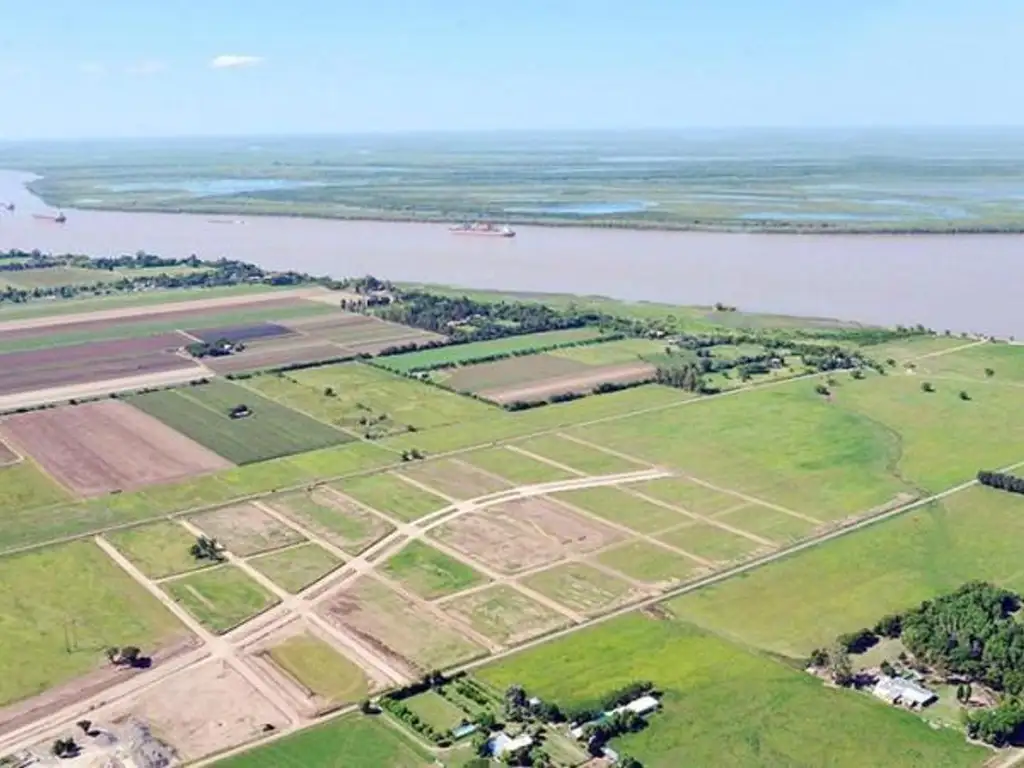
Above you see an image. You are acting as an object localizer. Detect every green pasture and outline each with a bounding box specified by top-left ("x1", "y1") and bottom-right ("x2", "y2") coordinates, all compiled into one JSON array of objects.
[
  {"x1": 522, "y1": 562, "x2": 637, "y2": 615},
  {"x1": 0, "y1": 540, "x2": 185, "y2": 707},
  {"x1": 403, "y1": 689, "x2": 470, "y2": 731},
  {"x1": 267, "y1": 633, "x2": 369, "y2": 704},
  {"x1": 0, "y1": 460, "x2": 71, "y2": 510},
  {"x1": 548, "y1": 337, "x2": 671, "y2": 366},
  {"x1": 480, "y1": 615, "x2": 983, "y2": 768},
  {"x1": 595, "y1": 541, "x2": 703, "y2": 586},
  {"x1": 130, "y1": 380, "x2": 352, "y2": 464},
  {"x1": 381, "y1": 540, "x2": 487, "y2": 599},
  {"x1": 271, "y1": 489, "x2": 394, "y2": 554},
  {"x1": 514, "y1": 434, "x2": 646, "y2": 475},
  {"x1": 249, "y1": 543, "x2": 343, "y2": 593},
  {"x1": 334, "y1": 472, "x2": 449, "y2": 522},
  {"x1": 460, "y1": 445, "x2": 577, "y2": 485},
  {"x1": 164, "y1": 565, "x2": 279, "y2": 633},
  {"x1": 105, "y1": 521, "x2": 210, "y2": 579},
  {"x1": 915, "y1": 341, "x2": 1024, "y2": 384},
  {"x1": 557, "y1": 486, "x2": 688, "y2": 533}
]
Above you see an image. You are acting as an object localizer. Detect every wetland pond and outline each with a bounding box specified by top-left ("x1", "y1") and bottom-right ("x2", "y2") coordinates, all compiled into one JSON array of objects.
[{"x1": 1, "y1": 169, "x2": 1022, "y2": 336}]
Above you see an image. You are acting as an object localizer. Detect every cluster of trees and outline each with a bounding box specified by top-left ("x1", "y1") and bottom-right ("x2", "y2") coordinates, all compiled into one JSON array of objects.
[
  {"x1": 104, "y1": 645, "x2": 147, "y2": 668},
  {"x1": 504, "y1": 378, "x2": 653, "y2": 412},
  {"x1": 978, "y1": 470, "x2": 1024, "y2": 496},
  {"x1": 186, "y1": 337, "x2": 243, "y2": 358},
  {"x1": 655, "y1": 361, "x2": 705, "y2": 392},
  {"x1": 400, "y1": 449, "x2": 425, "y2": 462},
  {"x1": 190, "y1": 536, "x2": 225, "y2": 563},
  {"x1": 51, "y1": 737, "x2": 79, "y2": 758},
  {"x1": 965, "y1": 700, "x2": 1024, "y2": 747},
  {"x1": 581, "y1": 710, "x2": 647, "y2": 756}
]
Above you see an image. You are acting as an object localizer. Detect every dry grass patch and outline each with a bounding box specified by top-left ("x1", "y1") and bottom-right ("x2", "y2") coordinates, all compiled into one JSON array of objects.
[
  {"x1": 248, "y1": 543, "x2": 343, "y2": 593},
  {"x1": 333, "y1": 472, "x2": 450, "y2": 522},
  {"x1": 188, "y1": 503, "x2": 304, "y2": 556},
  {"x1": 441, "y1": 585, "x2": 570, "y2": 646},
  {"x1": 522, "y1": 562, "x2": 644, "y2": 615},
  {"x1": 267, "y1": 632, "x2": 369, "y2": 706},
  {"x1": 270, "y1": 489, "x2": 393, "y2": 555},
  {"x1": 397, "y1": 458, "x2": 511, "y2": 500}
]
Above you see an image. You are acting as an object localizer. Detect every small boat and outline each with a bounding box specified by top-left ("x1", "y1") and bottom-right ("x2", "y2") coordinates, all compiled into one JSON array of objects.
[
  {"x1": 32, "y1": 211, "x2": 66, "y2": 223},
  {"x1": 449, "y1": 222, "x2": 515, "y2": 238}
]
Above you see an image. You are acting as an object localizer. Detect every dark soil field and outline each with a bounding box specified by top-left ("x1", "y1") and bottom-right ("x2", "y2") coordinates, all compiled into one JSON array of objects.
[
  {"x1": 0, "y1": 333, "x2": 197, "y2": 396},
  {"x1": 0, "y1": 400, "x2": 233, "y2": 496},
  {"x1": 283, "y1": 313, "x2": 445, "y2": 349},
  {"x1": 186, "y1": 322, "x2": 295, "y2": 344}
]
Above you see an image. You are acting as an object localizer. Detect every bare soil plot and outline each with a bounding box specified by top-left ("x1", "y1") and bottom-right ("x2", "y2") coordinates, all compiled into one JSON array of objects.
[
  {"x1": 105, "y1": 658, "x2": 290, "y2": 762},
  {"x1": 0, "y1": 436, "x2": 20, "y2": 466},
  {"x1": 105, "y1": 521, "x2": 214, "y2": 579},
  {"x1": 556, "y1": 487, "x2": 689, "y2": 534},
  {"x1": 430, "y1": 497, "x2": 623, "y2": 574},
  {"x1": 0, "y1": 400, "x2": 232, "y2": 497},
  {"x1": 185, "y1": 322, "x2": 295, "y2": 344},
  {"x1": 657, "y1": 522, "x2": 763, "y2": 563},
  {"x1": 522, "y1": 562, "x2": 645, "y2": 615},
  {"x1": 204, "y1": 340, "x2": 349, "y2": 375},
  {"x1": 270, "y1": 489, "x2": 393, "y2": 554},
  {"x1": 443, "y1": 355, "x2": 589, "y2": 392},
  {"x1": 188, "y1": 503, "x2": 305, "y2": 556},
  {"x1": 397, "y1": 458, "x2": 511, "y2": 500},
  {"x1": 164, "y1": 565, "x2": 279, "y2": 634},
  {"x1": 440, "y1": 585, "x2": 570, "y2": 646},
  {"x1": 318, "y1": 577, "x2": 485, "y2": 676},
  {"x1": 480, "y1": 362, "x2": 657, "y2": 405},
  {"x1": 248, "y1": 543, "x2": 343, "y2": 593},
  {"x1": 717, "y1": 504, "x2": 818, "y2": 542},
  {"x1": 0, "y1": 333, "x2": 197, "y2": 396},
  {"x1": 595, "y1": 541, "x2": 705, "y2": 588},
  {"x1": 332, "y1": 473, "x2": 450, "y2": 522}
]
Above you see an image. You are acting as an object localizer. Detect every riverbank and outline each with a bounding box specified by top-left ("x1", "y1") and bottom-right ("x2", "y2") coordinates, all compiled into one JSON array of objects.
[{"x1": 2, "y1": 169, "x2": 1024, "y2": 337}]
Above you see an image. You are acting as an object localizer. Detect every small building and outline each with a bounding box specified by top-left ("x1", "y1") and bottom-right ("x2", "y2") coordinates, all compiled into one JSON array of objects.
[
  {"x1": 528, "y1": 696, "x2": 542, "y2": 707},
  {"x1": 488, "y1": 732, "x2": 534, "y2": 757},
  {"x1": 872, "y1": 676, "x2": 936, "y2": 708},
  {"x1": 620, "y1": 695, "x2": 660, "y2": 716}
]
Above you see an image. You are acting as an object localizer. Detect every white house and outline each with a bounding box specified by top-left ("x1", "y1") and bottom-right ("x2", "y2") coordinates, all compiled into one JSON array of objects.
[{"x1": 872, "y1": 676, "x2": 936, "y2": 707}]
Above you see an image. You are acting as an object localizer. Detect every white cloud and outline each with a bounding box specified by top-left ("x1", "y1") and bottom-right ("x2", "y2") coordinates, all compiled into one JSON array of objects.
[
  {"x1": 127, "y1": 60, "x2": 166, "y2": 76},
  {"x1": 210, "y1": 55, "x2": 263, "y2": 69}
]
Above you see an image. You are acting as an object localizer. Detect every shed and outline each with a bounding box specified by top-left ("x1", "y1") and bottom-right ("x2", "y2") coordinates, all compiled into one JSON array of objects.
[
  {"x1": 488, "y1": 732, "x2": 534, "y2": 757},
  {"x1": 622, "y1": 695, "x2": 660, "y2": 716},
  {"x1": 872, "y1": 676, "x2": 936, "y2": 707}
]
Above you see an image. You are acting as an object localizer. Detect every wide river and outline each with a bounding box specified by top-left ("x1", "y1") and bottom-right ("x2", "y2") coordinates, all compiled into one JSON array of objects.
[{"x1": 1, "y1": 170, "x2": 1021, "y2": 336}]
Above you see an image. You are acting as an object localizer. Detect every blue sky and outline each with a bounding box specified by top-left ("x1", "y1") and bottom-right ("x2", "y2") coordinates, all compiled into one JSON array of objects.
[{"x1": 0, "y1": 0, "x2": 1021, "y2": 139}]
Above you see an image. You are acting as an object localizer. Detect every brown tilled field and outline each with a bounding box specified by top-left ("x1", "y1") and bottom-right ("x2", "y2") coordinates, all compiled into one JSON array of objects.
[
  {"x1": 204, "y1": 340, "x2": 348, "y2": 375},
  {"x1": 444, "y1": 355, "x2": 589, "y2": 392},
  {"x1": 282, "y1": 313, "x2": 444, "y2": 350},
  {"x1": 0, "y1": 333, "x2": 198, "y2": 396},
  {"x1": 188, "y1": 503, "x2": 305, "y2": 556},
  {"x1": 479, "y1": 362, "x2": 657, "y2": 405},
  {"x1": 398, "y1": 459, "x2": 511, "y2": 500},
  {"x1": 428, "y1": 497, "x2": 624, "y2": 574},
  {"x1": 0, "y1": 401, "x2": 233, "y2": 497}
]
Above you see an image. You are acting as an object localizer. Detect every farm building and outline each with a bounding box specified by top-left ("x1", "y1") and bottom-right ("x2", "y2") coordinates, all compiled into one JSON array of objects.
[
  {"x1": 488, "y1": 732, "x2": 534, "y2": 757},
  {"x1": 571, "y1": 694, "x2": 661, "y2": 739},
  {"x1": 871, "y1": 676, "x2": 936, "y2": 708}
]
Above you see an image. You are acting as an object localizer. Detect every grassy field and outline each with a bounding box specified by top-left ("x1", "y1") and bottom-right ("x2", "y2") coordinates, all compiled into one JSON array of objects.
[
  {"x1": 271, "y1": 489, "x2": 393, "y2": 555},
  {"x1": 375, "y1": 328, "x2": 608, "y2": 373},
  {"x1": 334, "y1": 472, "x2": 449, "y2": 522},
  {"x1": 658, "y1": 522, "x2": 762, "y2": 562},
  {"x1": 441, "y1": 584, "x2": 569, "y2": 645},
  {"x1": 514, "y1": 434, "x2": 646, "y2": 475},
  {"x1": 522, "y1": 562, "x2": 637, "y2": 614},
  {"x1": 557, "y1": 486, "x2": 689, "y2": 533},
  {"x1": 188, "y1": 504, "x2": 305, "y2": 556},
  {"x1": 460, "y1": 446, "x2": 577, "y2": 485},
  {"x1": 381, "y1": 541, "x2": 488, "y2": 599},
  {"x1": 267, "y1": 633, "x2": 368, "y2": 704},
  {"x1": 595, "y1": 540, "x2": 703, "y2": 586},
  {"x1": 105, "y1": 521, "x2": 211, "y2": 579},
  {"x1": 248, "y1": 543, "x2": 343, "y2": 593},
  {"x1": 0, "y1": 460, "x2": 71, "y2": 510},
  {"x1": 862, "y1": 335, "x2": 976, "y2": 363},
  {"x1": 670, "y1": 485, "x2": 1024, "y2": 658},
  {"x1": 164, "y1": 565, "x2": 279, "y2": 633},
  {"x1": 915, "y1": 341, "x2": 1024, "y2": 384},
  {"x1": 4, "y1": 266, "x2": 116, "y2": 288},
  {"x1": 479, "y1": 615, "x2": 984, "y2": 768},
  {"x1": 243, "y1": 362, "x2": 496, "y2": 435},
  {"x1": 0, "y1": 540, "x2": 184, "y2": 707},
  {"x1": 213, "y1": 712, "x2": 434, "y2": 767},
  {"x1": 403, "y1": 689, "x2": 469, "y2": 730},
  {"x1": 548, "y1": 337, "x2": 670, "y2": 365},
  {"x1": 130, "y1": 380, "x2": 352, "y2": 464}
]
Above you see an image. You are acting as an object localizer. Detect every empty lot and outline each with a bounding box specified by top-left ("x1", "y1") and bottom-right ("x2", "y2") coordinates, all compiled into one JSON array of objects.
[{"x1": 0, "y1": 400, "x2": 232, "y2": 497}]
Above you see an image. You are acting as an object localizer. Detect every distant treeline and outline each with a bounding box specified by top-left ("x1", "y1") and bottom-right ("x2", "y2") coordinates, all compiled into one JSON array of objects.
[{"x1": 977, "y1": 470, "x2": 1024, "y2": 495}]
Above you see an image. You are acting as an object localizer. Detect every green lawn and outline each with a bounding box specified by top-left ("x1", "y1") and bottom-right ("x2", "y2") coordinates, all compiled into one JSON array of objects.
[
  {"x1": 0, "y1": 461, "x2": 71, "y2": 510},
  {"x1": 271, "y1": 489, "x2": 394, "y2": 555},
  {"x1": 248, "y1": 543, "x2": 343, "y2": 593},
  {"x1": 557, "y1": 487, "x2": 688, "y2": 533},
  {"x1": 657, "y1": 522, "x2": 761, "y2": 562},
  {"x1": 213, "y1": 713, "x2": 434, "y2": 767},
  {"x1": 376, "y1": 328, "x2": 607, "y2": 373},
  {"x1": 0, "y1": 540, "x2": 185, "y2": 707},
  {"x1": 459, "y1": 446, "x2": 577, "y2": 485},
  {"x1": 334, "y1": 472, "x2": 449, "y2": 522},
  {"x1": 595, "y1": 541, "x2": 703, "y2": 586},
  {"x1": 403, "y1": 689, "x2": 470, "y2": 730},
  {"x1": 717, "y1": 504, "x2": 819, "y2": 542},
  {"x1": 381, "y1": 541, "x2": 487, "y2": 599},
  {"x1": 244, "y1": 362, "x2": 496, "y2": 436},
  {"x1": 130, "y1": 380, "x2": 352, "y2": 464},
  {"x1": 863, "y1": 335, "x2": 975, "y2": 364},
  {"x1": 164, "y1": 565, "x2": 279, "y2": 633},
  {"x1": 514, "y1": 434, "x2": 646, "y2": 475},
  {"x1": 670, "y1": 486, "x2": 1024, "y2": 658},
  {"x1": 267, "y1": 633, "x2": 368, "y2": 704},
  {"x1": 479, "y1": 615, "x2": 984, "y2": 768},
  {"x1": 105, "y1": 521, "x2": 210, "y2": 579},
  {"x1": 548, "y1": 338, "x2": 670, "y2": 366}
]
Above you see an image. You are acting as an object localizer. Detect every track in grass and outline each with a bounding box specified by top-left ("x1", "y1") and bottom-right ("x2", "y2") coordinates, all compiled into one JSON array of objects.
[
  {"x1": 266, "y1": 633, "x2": 369, "y2": 705},
  {"x1": 381, "y1": 540, "x2": 488, "y2": 599},
  {"x1": 129, "y1": 380, "x2": 353, "y2": 464},
  {"x1": 164, "y1": 565, "x2": 279, "y2": 634},
  {"x1": 248, "y1": 543, "x2": 343, "y2": 593}
]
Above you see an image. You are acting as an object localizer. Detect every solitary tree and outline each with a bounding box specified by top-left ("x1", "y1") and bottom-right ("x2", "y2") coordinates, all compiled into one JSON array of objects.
[
  {"x1": 323, "y1": 387, "x2": 336, "y2": 397},
  {"x1": 959, "y1": 390, "x2": 971, "y2": 401},
  {"x1": 985, "y1": 368, "x2": 995, "y2": 378},
  {"x1": 921, "y1": 381, "x2": 935, "y2": 393},
  {"x1": 828, "y1": 643, "x2": 854, "y2": 686}
]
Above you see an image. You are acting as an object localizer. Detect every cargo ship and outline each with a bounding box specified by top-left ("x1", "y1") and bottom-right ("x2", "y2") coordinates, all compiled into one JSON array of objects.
[
  {"x1": 33, "y1": 211, "x2": 66, "y2": 224},
  {"x1": 449, "y1": 222, "x2": 515, "y2": 238}
]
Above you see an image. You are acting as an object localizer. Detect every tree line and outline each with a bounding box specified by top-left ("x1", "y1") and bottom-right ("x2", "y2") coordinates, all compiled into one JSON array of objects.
[{"x1": 977, "y1": 470, "x2": 1024, "y2": 496}]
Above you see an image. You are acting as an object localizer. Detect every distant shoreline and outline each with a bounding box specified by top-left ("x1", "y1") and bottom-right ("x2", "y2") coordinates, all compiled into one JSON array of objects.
[{"x1": 21, "y1": 176, "x2": 1024, "y2": 237}]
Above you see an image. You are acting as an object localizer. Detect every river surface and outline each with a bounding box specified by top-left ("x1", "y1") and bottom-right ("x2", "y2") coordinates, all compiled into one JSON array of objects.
[{"x1": 1, "y1": 170, "x2": 1021, "y2": 336}]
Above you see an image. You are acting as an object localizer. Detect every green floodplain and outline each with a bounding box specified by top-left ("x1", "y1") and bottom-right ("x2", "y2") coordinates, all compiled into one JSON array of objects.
[
  {"x1": 6, "y1": 129, "x2": 1024, "y2": 232},
  {"x1": 1, "y1": 264, "x2": 1024, "y2": 767}
]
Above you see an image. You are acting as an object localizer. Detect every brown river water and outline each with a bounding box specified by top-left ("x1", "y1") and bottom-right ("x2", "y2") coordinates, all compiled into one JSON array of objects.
[{"x1": 0, "y1": 170, "x2": 1021, "y2": 336}]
